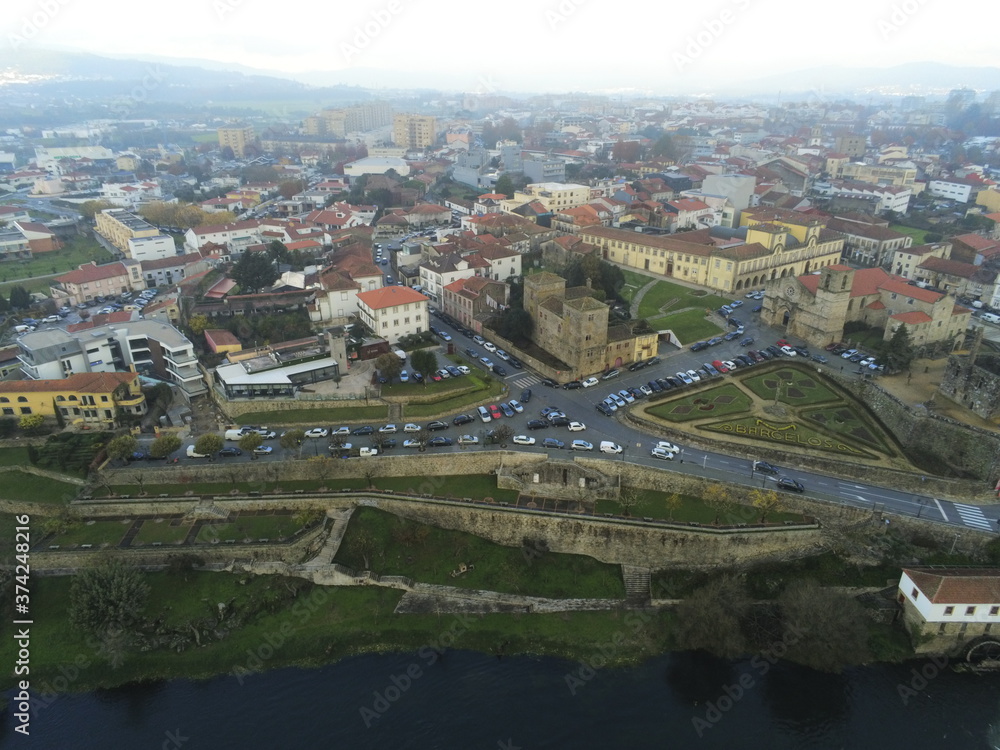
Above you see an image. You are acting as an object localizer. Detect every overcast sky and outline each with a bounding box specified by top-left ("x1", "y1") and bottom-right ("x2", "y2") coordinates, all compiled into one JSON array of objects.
[{"x1": 2, "y1": 0, "x2": 998, "y2": 93}]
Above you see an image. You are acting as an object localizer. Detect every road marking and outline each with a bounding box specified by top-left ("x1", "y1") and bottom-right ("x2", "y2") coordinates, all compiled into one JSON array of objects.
[
  {"x1": 953, "y1": 503, "x2": 995, "y2": 531},
  {"x1": 932, "y1": 498, "x2": 947, "y2": 521}
]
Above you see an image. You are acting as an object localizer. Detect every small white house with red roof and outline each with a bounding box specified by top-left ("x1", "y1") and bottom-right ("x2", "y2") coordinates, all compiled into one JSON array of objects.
[
  {"x1": 899, "y1": 567, "x2": 1000, "y2": 650},
  {"x1": 356, "y1": 286, "x2": 429, "y2": 344}
]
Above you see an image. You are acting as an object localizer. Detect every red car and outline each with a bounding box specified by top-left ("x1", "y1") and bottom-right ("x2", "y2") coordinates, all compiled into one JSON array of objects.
[
  {"x1": 488, "y1": 404, "x2": 503, "y2": 420},
  {"x1": 776, "y1": 338, "x2": 789, "y2": 347},
  {"x1": 711, "y1": 359, "x2": 730, "y2": 373}
]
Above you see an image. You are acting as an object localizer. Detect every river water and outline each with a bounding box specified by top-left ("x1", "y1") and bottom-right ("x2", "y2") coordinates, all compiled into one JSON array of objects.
[{"x1": 4, "y1": 650, "x2": 1000, "y2": 749}]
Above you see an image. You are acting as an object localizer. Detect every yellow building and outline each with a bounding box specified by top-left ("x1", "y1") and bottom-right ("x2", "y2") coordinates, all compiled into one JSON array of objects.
[
  {"x1": 392, "y1": 114, "x2": 437, "y2": 149},
  {"x1": 504, "y1": 182, "x2": 591, "y2": 213},
  {"x1": 218, "y1": 125, "x2": 256, "y2": 158},
  {"x1": 836, "y1": 162, "x2": 917, "y2": 187},
  {"x1": 976, "y1": 188, "x2": 1000, "y2": 213},
  {"x1": 94, "y1": 208, "x2": 160, "y2": 252},
  {"x1": 581, "y1": 209, "x2": 845, "y2": 295},
  {"x1": 116, "y1": 153, "x2": 140, "y2": 172},
  {"x1": 0, "y1": 371, "x2": 146, "y2": 426}
]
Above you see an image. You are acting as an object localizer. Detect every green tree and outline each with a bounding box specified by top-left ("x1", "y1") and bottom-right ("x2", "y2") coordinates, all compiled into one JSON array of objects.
[
  {"x1": 9, "y1": 285, "x2": 31, "y2": 310},
  {"x1": 230, "y1": 252, "x2": 278, "y2": 294},
  {"x1": 494, "y1": 174, "x2": 515, "y2": 199},
  {"x1": 410, "y1": 349, "x2": 437, "y2": 381},
  {"x1": 194, "y1": 433, "x2": 224, "y2": 458},
  {"x1": 280, "y1": 428, "x2": 305, "y2": 457},
  {"x1": 649, "y1": 133, "x2": 678, "y2": 160},
  {"x1": 267, "y1": 240, "x2": 290, "y2": 265},
  {"x1": 495, "y1": 308, "x2": 534, "y2": 343},
  {"x1": 238, "y1": 431, "x2": 263, "y2": 458},
  {"x1": 278, "y1": 179, "x2": 306, "y2": 199},
  {"x1": 69, "y1": 558, "x2": 150, "y2": 637},
  {"x1": 883, "y1": 323, "x2": 916, "y2": 373},
  {"x1": 672, "y1": 576, "x2": 750, "y2": 659},
  {"x1": 18, "y1": 413, "x2": 44, "y2": 434},
  {"x1": 188, "y1": 313, "x2": 210, "y2": 336},
  {"x1": 79, "y1": 199, "x2": 115, "y2": 220},
  {"x1": 375, "y1": 352, "x2": 403, "y2": 382},
  {"x1": 149, "y1": 434, "x2": 181, "y2": 459},
  {"x1": 106, "y1": 434, "x2": 138, "y2": 464}
]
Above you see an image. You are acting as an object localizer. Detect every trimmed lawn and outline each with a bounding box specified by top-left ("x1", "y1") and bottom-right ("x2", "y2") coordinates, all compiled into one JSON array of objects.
[
  {"x1": 0, "y1": 447, "x2": 30, "y2": 466},
  {"x1": 336, "y1": 506, "x2": 624, "y2": 599},
  {"x1": 47, "y1": 520, "x2": 130, "y2": 548},
  {"x1": 620, "y1": 271, "x2": 730, "y2": 323},
  {"x1": 384, "y1": 374, "x2": 480, "y2": 398},
  {"x1": 803, "y1": 405, "x2": 893, "y2": 454},
  {"x1": 649, "y1": 383, "x2": 754, "y2": 423},
  {"x1": 195, "y1": 513, "x2": 297, "y2": 544},
  {"x1": 237, "y1": 405, "x2": 389, "y2": 424},
  {"x1": 0, "y1": 236, "x2": 114, "y2": 284},
  {"x1": 700, "y1": 416, "x2": 876, "y2": 459},
  {"x1": 0, "y1": 471, "x2": 80, "y2": 504},
  {"x1": 740, "y1": 369, "x2": 840, "y2": 406},
  {"x1": 404, "y1": 378, "x2": 504, "y2": 417},
  {"x1": 649, "y1": 307, "x2": 724, "y2": 340},
  {"x1": 890, "y1": 225, "x2": 929, "y2": 244},
  {"x1": 132, "y1": 518, "x2": 191, "y2": 545}
]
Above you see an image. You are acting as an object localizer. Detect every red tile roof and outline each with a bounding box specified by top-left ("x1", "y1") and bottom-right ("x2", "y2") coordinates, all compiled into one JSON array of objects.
[
  {"x1": 357, "y1": 285, "x2": 428, "y2": 310},
  {"x1": 905, "y1": 568, "x2": 1000, "y2": 604},
  {"x1": 56, "y1": 261, "x2": 129, "y2": 285},
  {"x1": 0, "y1": 371, "x2": 137, "y2": 395},
  {"x1": 891, "y1": 310, "x2": 933, "y2": 324}
]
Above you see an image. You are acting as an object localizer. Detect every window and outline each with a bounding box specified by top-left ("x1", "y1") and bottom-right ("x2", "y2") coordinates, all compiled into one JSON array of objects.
[
  {"x1": 19, "y1": 407, "x2": 30, "y2": 415},
  {"x1": 944, "y1": 606, "x2": 954, "y2": 616},
  {"x1": 16, "y1": 397, "x2": 26, "y2": 403},
  {"x1": 967, "y1": 606, "x2": 976, "y2": 616},
  {"x1": 1, "y1": 408, "x2": 11, "y2": 416},
  {"x1": 990, "y1": 606, "x2": 999, "y2": 616},
  {"x1": 0, "y1": 398, "x2": 7, "y2": 404},
  {"x1": 911, "y1": 588, "x2": 918, "y2": 599},
  {"x1": 101, "y1": 396, "x2": 109, "y2": 402}
]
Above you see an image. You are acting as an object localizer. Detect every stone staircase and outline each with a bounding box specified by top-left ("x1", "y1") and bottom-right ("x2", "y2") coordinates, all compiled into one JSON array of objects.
[
  {"x1": 302, "y1": 507, "x2": 355, "y2": 569},
  {"x1": 622, "y1": 565, "x2": 651, "y2": 606}
]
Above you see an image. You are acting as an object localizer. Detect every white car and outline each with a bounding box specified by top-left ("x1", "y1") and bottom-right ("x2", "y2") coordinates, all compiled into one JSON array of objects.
[
  {"x1": 512, "y1": 435, "x2": 535, "y2": 446},
  {"x1": 650, "y1": 447, "x2": 675, "y2": 460},
  {"x1": 567, "y1": 422, "x2": 587, "y2": 432},
  {"x1": 676, "y1": 371, "x2": 693, "y2": 385},
  {"x1": 304, "y1": 427, "x2": 329, "y2": 438},
  {"x1": 403, "y1": 439, "x2": 422, "y2": 448},
  {"x1": 456, "y1": 365, "x2": 471, "y2": 375},
  {"x1": 331, "y1": 426, "x2": 350, "y2": 436},
  {"x1": 403, "y1": 423, "x2": 421, "y2": 432},
  {"x1": 483, "y1": 342, "x2": 497, "y2": 353},
  {"x1": 378, "y1": 424, "x2": 398, "y2": 434},
  {"x1": 582, "y1": 377, "x2": 599, "y2": 388},
  {"x1": 457, "y1": 435, "x2": 479, "y2": 445},
  {"x1": 780, "y1": 345, "x2": 797, "y2": 357},
  {"x1": 655, "y1": 441, "x2": 680, "y2": 454},
  {"x1": 508, "y1": 400, "x2": 524, "y2": 413},
  {"x1": 570, "y1": 440, "x2": 594, "y2": 451},
  {"x1": 686, "y1": 369, "x2": 701, "y2": 382}
]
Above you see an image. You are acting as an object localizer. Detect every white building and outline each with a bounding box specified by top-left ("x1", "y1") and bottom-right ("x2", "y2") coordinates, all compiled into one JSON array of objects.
[
  {"x1": 898, "y1": 567, "x2": 1000, "y2": 649},
  {"x1": 927, "y1": 178, "x2": 978, "y2": 203},
  {"x1": 127, "y1": 234, "x2": 177, "y2": 262},
  {"x1": 343, "y1": 157, "x2": 411, "y2": 178},
  {"x1": 356, "y1": 285, "x2": 429, "y2": 344},
  {"x1": 100, "y1": 181, "x2": 162, "y2": 208},
  {"x1": 183, "y1": 220, "x2": 263, "y2": 253},
  {"x1": 16, "y1": 319, "x2": 205, "y2": 399}
]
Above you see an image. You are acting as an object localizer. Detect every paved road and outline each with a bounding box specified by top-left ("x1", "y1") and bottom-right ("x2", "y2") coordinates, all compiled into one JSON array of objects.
[{"x1": 138, "y1": 290, "x2": 997, "y2": 537}]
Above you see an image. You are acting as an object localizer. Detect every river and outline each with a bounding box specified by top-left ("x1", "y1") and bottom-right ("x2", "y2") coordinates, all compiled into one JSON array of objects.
[{"x1": 4, "y1": 650, "x2": 1000, "y2": 749}]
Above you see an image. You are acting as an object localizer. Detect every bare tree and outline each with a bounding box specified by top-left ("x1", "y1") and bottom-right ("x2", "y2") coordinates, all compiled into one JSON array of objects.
[
  {"x1": 128, "y1": 469, "x2": 147, "y2": 496},
  {"x1": 778, "y1": 580, "x2": 871, "y2": 672},
  {"x1": 672, "y1": 575, "x2": 750, "y2": 659},
  {"x1": 617, "y1": 481, "x2": 646, "y2": 517},
  {"x1": 493, "y1": 424, "x2": 514, "y2": 448}
]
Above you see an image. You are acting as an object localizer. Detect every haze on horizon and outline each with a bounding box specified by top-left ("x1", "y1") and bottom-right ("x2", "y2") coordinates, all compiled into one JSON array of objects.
[{"x1": 1, "y1": 0, "x2": 998, "y2": 94}]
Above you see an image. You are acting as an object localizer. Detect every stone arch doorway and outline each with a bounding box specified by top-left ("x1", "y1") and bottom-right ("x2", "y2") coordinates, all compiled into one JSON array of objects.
[
  {"x1": 736, "y1": 279, "x2": 744, "y2": 290},
  {"x1": 782, "y1": 309, "x2": 791, "y2": 326}
]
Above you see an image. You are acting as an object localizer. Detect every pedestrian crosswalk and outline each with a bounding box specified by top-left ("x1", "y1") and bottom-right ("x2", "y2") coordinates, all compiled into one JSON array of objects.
[
  {"x1": 511, "y1": 374, "x2": 543, "y2": 387},
  {"x1": 953, "y1": 503, "x2": 995, "y2": 531}
]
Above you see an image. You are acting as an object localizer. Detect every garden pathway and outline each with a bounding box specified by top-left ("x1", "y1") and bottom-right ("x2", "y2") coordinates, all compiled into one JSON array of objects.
[
  {"x1": 629, "y1": 278, "x2": 658, "y2": 320},
  {"x1": 393, "y1": 582, "x2": 629, "y2": 615}
]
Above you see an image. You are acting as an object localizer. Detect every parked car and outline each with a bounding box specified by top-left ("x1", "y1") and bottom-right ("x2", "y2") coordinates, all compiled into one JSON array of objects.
[
  {"x1": 426, "y1": 420, "x2": 449, "y2": 431},
  {"x1": 543, "y1": 438, "x2": 565, "y2": 449},
  {"x1": 596, "y1": 403, "x2": 615, "y2": 416},
  {"x1": 567, "y1": 421, "x2": 587, "y2": 432},
  {"x1": 601, "y1": 369, "x2": 620, "y2": 380},
  {"x1": 520, "y1": 388, "x2": 532, "y2": 403},
  {"x1": 650, "y1": 447, "x2": 675, "y2": 460},
  {"x1": 351, "y1": 426, "x2": 375, "y2": 436},
  {"x1": 499, "y1": 402, "x2": 515, "y2": 418},
  {"x1": 508, "y1": 400, "x2": 524, "y2": 414},
  {"x1": 563, "y1": 380, "x2": 583, "y2": 389},
  {"x1": 526, "y1": 419, "x2": 549, "y2": 430},
  {"x1": 427, "y1": 436, "x2": 453, "y2": 447},
  {"x1": 570, "y1": 440, "x2": 594, "y2": 451},
  {"x1": 403, "y1": 423, "x2": 421, "y2": 432},
  {"x1": 581, "y1": 377, "x2": 599, "y2": 388},
  {"x1": 252, "y1": 445, "x2": 273, "y2": 456},
  {"x1": 453, "y1": 414, "x2": 475, "y2": 426},
  {"x1": 739, "y1": 336, "x2": 755, "y2": 347},
  {"x1": 378, "y1": 424, "x2": 398, "y2": 433},
  {"x1": 457, "y1": 435, "x2": 479, "y2": 445},
  {"x1": 304, "y1": 427, "x2": 329, "y2": 438},
  {"x1": 512, "y1": 435, "x2": 536, "y2": 446},
  {"x1": 811, "y1": 354, "x2": 828, "y2": 364},
  {"x1": 540, "y1": 378, "x2": 558, "y2": 387}
]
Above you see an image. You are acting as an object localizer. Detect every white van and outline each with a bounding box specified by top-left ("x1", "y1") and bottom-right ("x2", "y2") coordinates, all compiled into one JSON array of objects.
[
  {"x1": 982, "y1": 313, "x2": 1000, "y2": 325},
  {"x1": 224, "y1": 429, "x2": 244, "y2": 441},
  {"x1": 393, "y1": 347, "x2": 407, "y2": 363},
  {"x1": 599, "y1": 441, "x2": 623, "y2": 455},
  {"x1": 186, "y1": 445, "x2": 209, "y2": 458}
]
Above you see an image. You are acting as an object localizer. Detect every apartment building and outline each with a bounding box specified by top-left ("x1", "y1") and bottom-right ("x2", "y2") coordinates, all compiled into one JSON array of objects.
[
  {"x1": 504, "y1": 182, "x2": 591, "y2": 213},
  {"x1": 392, "y1": 114, "x2": 437, "y2": 150},
  {"x1": 50, "y1": 260, "x2": 144, "y2": 306},
  {"x1": 16, "y1": 319, "x2": 205, "y2": 399},
  {"x1": 95, "y1": 208, "x2": 161, "y2": 254},
  {"x1": 217, "y1": 125, "x2": 256, "y2": 158},
  {"x1": 356, "y1": 285, "x2": 429, "y2": 344}
]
